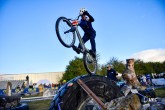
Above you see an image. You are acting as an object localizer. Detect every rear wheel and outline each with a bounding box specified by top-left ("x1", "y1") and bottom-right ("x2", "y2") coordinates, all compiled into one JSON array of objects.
[
  {"x1": 55, "y1": 17, "x2": 76, "y2": 48},
  {"x1": 83, "y1": 53, "x2": 97, "y2": 75},
  {"x1": 49, "y1": 75, "x2": 123, "y2": 110}
]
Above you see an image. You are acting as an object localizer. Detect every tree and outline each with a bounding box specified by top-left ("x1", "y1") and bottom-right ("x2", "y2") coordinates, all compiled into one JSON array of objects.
[
  {"x1": 107, "y1": 57, "x2": 125, "y2": 73},
  {"x1": 60, "y1": 56, "x2": 165, "y2": 82},
  {"x1": 61, "y1": 53, "x2": 101, "y2": 81},
  {"x1": 98, "y1": 64, "x2": 107, "y2": 76},
  {"x1": 99, "y1": 57, "x2": 125, "y2": 76},
  {"x1": 162, "y1": 61, "x2": 165, "y2": 72},
  {"x1": 134, "y1": 59, "x2": 165, "y2": 75},
  {"x1": 134, "y1": 59, "x2": 146, "y2": 75},
  {"x1": 61, "y1": 57, "x2": 87, "y2": 82}
]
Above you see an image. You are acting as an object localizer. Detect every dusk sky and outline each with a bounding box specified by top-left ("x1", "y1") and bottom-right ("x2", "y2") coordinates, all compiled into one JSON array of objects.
[{"x1": 0, "y1": 0, "x2": 165, "y2": 74}]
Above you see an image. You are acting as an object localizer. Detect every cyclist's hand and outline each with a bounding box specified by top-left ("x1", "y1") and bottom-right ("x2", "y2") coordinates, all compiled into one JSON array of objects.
[{"x1": 83, "y1": 11, "x2": 89, "y2": 15}]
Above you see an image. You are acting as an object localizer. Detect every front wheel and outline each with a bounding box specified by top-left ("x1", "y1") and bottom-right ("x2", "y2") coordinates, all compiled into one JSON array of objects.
[
  {"x1": 83, "y1": 52, "x2": 97, "y2": 75},
  {"x1": 55, "y1": 17, "x2": 76, "y2": 48}
]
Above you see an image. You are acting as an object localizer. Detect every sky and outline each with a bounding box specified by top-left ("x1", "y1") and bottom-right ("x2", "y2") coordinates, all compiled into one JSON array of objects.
[{"x1": 0, "y1": 0, "x2": 165, "y2": 74}]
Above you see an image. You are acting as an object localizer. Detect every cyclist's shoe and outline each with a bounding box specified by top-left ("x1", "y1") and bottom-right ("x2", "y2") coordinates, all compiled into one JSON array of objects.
[
  {"x1": 72, "y1": 46, "x2": 80, "y2": 54},
  {"x1": 89, "y1": 50, "x2": 96, "y2": 58}
]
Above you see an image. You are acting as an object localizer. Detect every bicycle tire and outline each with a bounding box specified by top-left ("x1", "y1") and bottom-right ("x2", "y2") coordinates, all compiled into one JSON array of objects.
[
  {"x1": 83, "y1": 52, "x2": 97, "y2": 75},
  {"x1": 55, "y1": 17, "x2": 76, "y2": 48},
  {"x1": 49, "y1": 75, "x2": 123, "y2": 110}
]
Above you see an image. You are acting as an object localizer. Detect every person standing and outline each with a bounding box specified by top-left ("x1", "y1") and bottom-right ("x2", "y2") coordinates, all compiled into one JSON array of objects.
[
  {"x1": 145, "y1": 73, "x2": 152, "y2": 86},
  {"x1": 107, "y1": 64, "x2": 118, "y2": 81},
  {"x1": 26, "y1": 75, "x2": 29, "y2": 87},
  {"x1": 141, "y1": 75, "x2": 147, "y2": 86}
]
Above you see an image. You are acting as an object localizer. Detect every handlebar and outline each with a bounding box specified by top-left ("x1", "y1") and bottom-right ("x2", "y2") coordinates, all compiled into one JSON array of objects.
[
  {"x1": 64, "y1": 27, "x2": 76, "y2": 34},
  {"x1": 68, "y1": 15, "x2": 81, "y2": 21},
  {"x1": 64, "y1": 15, "x2": 81, "y2": 34}
]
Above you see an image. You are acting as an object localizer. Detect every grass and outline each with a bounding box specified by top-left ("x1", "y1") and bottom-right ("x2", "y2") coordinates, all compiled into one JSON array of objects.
[
  {"x1": 26, "y1": 99, "x2": 52, "y2": 110},
  {"x1": 155, "y1": 87, "x2": 165, "y2": 98},
  {"x1": 21, "y1": 92, "x2": 52, "y2": 110},
  {"x1": 23, "y1": 87, "x2": 165, "y2": 110}
]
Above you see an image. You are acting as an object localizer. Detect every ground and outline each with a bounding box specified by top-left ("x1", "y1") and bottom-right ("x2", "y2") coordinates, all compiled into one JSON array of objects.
[
  {"x1": 25, "y1": 87, "x2": 165, "y2": 110},
  {"x1": 27, "y1": 99, "x2": 52, "y2": 110},
  {"x1": 154, "y1": 87, "x2": 165, "y2": 98}
]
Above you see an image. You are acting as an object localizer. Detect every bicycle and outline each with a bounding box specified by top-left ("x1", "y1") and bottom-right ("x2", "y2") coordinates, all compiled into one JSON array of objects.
[{"x1": 55, "y1": 15, "x2": 97, "y2": 74}]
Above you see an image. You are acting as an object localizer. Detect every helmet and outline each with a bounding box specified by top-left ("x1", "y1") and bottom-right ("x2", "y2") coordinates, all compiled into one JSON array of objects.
[{"x1": 79, "y1": 8, "x2": 86, "y2": 15}]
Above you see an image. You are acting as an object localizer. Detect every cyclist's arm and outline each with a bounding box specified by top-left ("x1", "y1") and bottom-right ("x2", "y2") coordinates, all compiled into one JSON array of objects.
[
  {"x1": 87, "y1": 13, "x2": 94, "y2": 22},
  {"x1": 78, "y1": 20, "x2": 87, "y2": 27},
  {"x1": 83, "y1": 11, "x2": 94, "y2": 22}
]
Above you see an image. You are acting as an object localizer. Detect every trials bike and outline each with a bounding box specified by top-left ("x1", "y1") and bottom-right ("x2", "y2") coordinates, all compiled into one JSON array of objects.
[{"x1": 55, "y1": 15, "x2": 97, "y2": 74}]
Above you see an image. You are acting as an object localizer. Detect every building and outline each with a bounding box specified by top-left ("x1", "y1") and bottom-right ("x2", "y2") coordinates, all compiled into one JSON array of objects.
[{"x1": 0, "y1": 72, "x2": 64, "y2": 84}]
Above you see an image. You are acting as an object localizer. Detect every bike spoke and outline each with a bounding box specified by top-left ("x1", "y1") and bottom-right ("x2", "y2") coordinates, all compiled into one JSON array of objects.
[
  {"x1": 56, "y1": 17, "x2": 75, "y2": 48},
  {"x1": 85, "y1": 53, "x2": 96, "y2": 74},
  {"x1": 58, "y1": 20, "x2": 73, "y2": 45}
]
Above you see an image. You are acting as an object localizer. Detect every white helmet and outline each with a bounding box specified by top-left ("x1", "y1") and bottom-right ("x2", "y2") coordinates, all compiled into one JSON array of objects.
[{"x1": 79, "y1": 8, "x2": 86, "y2": 15}]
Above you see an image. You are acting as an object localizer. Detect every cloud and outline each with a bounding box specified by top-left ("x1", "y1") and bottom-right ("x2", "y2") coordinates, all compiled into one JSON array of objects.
[{"x1": 131, "y1": 49, "x2": 165, "y2": 62}]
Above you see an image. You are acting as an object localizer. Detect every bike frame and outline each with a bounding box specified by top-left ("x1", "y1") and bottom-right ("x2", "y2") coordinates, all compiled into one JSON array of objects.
[
  {"x1": 68, "y1": 15, "x2": 90, "y2": 54},
  {"x1": 74, "y1": 26, "x2": 88, "y2": 53}
]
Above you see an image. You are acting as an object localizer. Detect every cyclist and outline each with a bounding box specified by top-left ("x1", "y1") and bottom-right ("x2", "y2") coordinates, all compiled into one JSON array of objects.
[{"x1": 72, "y1": 8, "x2": 96, "y2": 58}]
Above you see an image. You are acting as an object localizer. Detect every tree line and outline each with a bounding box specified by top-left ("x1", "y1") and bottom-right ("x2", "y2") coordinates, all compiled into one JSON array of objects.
[{"x1": 60, "y1": 57, "x2": 165, "y2": 82}]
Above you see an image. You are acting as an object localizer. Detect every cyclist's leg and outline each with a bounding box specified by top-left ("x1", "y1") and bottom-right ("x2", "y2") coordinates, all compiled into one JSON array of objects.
[
  {"x1": 89, "y1": 33, "x2": 96, "y2": 56},
  {"x1": 78, "y1": 34, "x2": 89, "y2": 49},
  {"x1": 73, "y1": 34, "x2": 89, "y2": 54},
  {"x1": 90, "y1": 33, "x2": 96, "y2": 52}
]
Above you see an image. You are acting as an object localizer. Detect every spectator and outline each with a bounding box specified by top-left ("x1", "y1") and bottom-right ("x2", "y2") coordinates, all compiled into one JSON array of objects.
[
  {"x1": 145, "y1": 74, "x2": 152, "y2": 86},
  {"x1": 107, "y1": 64, "x2": 118, "y2": 81},
  {"x1": 26, "y1": 75, "x2": 29, "y2": 81},
  {"x1": 141, "y1": 75, "x2": 147, "y2": 86}
]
